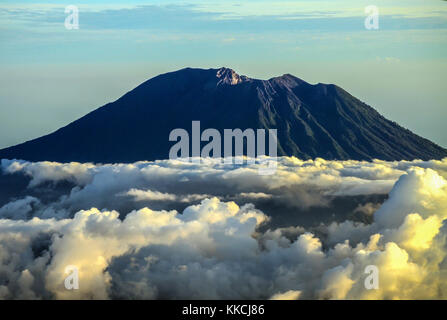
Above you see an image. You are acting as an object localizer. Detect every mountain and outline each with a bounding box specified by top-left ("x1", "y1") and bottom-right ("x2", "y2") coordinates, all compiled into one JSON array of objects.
[{"x1": 0, "y1": 67, "x2": 446, "y2": 163}]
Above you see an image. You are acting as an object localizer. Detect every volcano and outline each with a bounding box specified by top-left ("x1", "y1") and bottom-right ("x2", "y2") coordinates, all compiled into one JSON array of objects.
[{"x1": 0, "y1": 67, "x2": 446, "y2": 163}]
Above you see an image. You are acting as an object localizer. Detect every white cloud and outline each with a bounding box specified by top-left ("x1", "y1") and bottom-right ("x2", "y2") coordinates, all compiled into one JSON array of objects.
[{"x1": 0, "y1": 157, "x2": 446, "y2": 299}]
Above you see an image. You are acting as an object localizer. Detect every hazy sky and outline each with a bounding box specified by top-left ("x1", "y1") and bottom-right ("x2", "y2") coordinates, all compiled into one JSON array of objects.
[{"x1": 0, "y1": 0, "x2": 446, "y2": 149}]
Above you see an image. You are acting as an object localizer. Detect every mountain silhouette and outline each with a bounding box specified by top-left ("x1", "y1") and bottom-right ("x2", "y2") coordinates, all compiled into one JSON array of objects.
[{"x1": 0, "y1": 67, "x2": 446, "y2": 163}]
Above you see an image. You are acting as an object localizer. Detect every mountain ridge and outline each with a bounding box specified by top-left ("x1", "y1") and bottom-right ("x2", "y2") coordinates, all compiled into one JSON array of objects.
[{"x1": 0, "y1": 67, "x2": 446, "y2": 163}]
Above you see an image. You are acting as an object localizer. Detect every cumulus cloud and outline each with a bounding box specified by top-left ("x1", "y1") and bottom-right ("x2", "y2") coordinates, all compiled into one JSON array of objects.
[
  {"x1": 0, "y1": 157, "x2": 446, "y2": 299},
  {"x1": 1, "y1": 156, "x2": 439, "y2": 224},
  {"x1": 0, "y1": 196, "x2": 40, "y2": 219},
  {"x1": 121, "y1": 188, "x2": 211, "y2": 203},
  {"x1": 270, "y1": 290, "x2": 301, "y2": 300},
  {"x1": 354, "y1": 202, "x2": 381, "y2": 217}
]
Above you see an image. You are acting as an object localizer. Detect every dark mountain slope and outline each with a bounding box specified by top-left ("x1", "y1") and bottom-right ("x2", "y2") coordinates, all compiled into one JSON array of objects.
[{"x1": 0, "y1": 67, "x2": 445, "y2": 163}]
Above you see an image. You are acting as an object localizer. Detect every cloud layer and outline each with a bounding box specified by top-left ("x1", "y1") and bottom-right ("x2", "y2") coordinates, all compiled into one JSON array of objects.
[{"x1": 0, "y1": 157, "x2": 446, "y2": 299}]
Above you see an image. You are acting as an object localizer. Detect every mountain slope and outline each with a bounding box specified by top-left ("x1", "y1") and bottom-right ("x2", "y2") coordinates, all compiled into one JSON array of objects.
[{"x1": 0, "y1": 67, "x2": 446, "y2": 163}]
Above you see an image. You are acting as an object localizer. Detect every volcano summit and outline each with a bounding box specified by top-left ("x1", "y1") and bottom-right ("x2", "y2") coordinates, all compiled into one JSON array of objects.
[{"x1": 0, "y1": 67, "x2": 445, "y2": 163}]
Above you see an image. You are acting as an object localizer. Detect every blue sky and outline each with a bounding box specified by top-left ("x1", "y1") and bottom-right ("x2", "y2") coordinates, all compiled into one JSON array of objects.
[{"x1": 0, "y1": 0, "x2": 446, "y2": 149}]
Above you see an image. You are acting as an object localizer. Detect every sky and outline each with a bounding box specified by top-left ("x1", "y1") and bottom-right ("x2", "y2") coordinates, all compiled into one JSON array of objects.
[{"x1": 0, "y1": 0, "x2": 446, "y2": 149}]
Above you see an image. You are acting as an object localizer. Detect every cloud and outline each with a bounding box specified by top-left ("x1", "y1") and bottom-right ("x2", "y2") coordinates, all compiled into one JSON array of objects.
[
  {"x1": 0, "y1": 157, "x2": 446, "y2": 299},
  {"x1": 270, "y1": 290, "x2": 301, "y2": 300},
  {"x1": 354, "y1": 202, "x2": 381, "y2": 216},
  {"x1": 121, "y1": 188, "x2": 212, "y2": 203},
  {"x1": 0, "y1": 196, "x2": 40, "y2": 219}
]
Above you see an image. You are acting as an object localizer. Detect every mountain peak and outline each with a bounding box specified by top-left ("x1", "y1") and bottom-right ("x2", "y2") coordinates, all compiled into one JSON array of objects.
[
  {"x1": 0, "y1": 66, "x2": 446, "y2": 163},
  {"x1": 216, "y1": 67, "x2": 249, "y2": 85}
]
